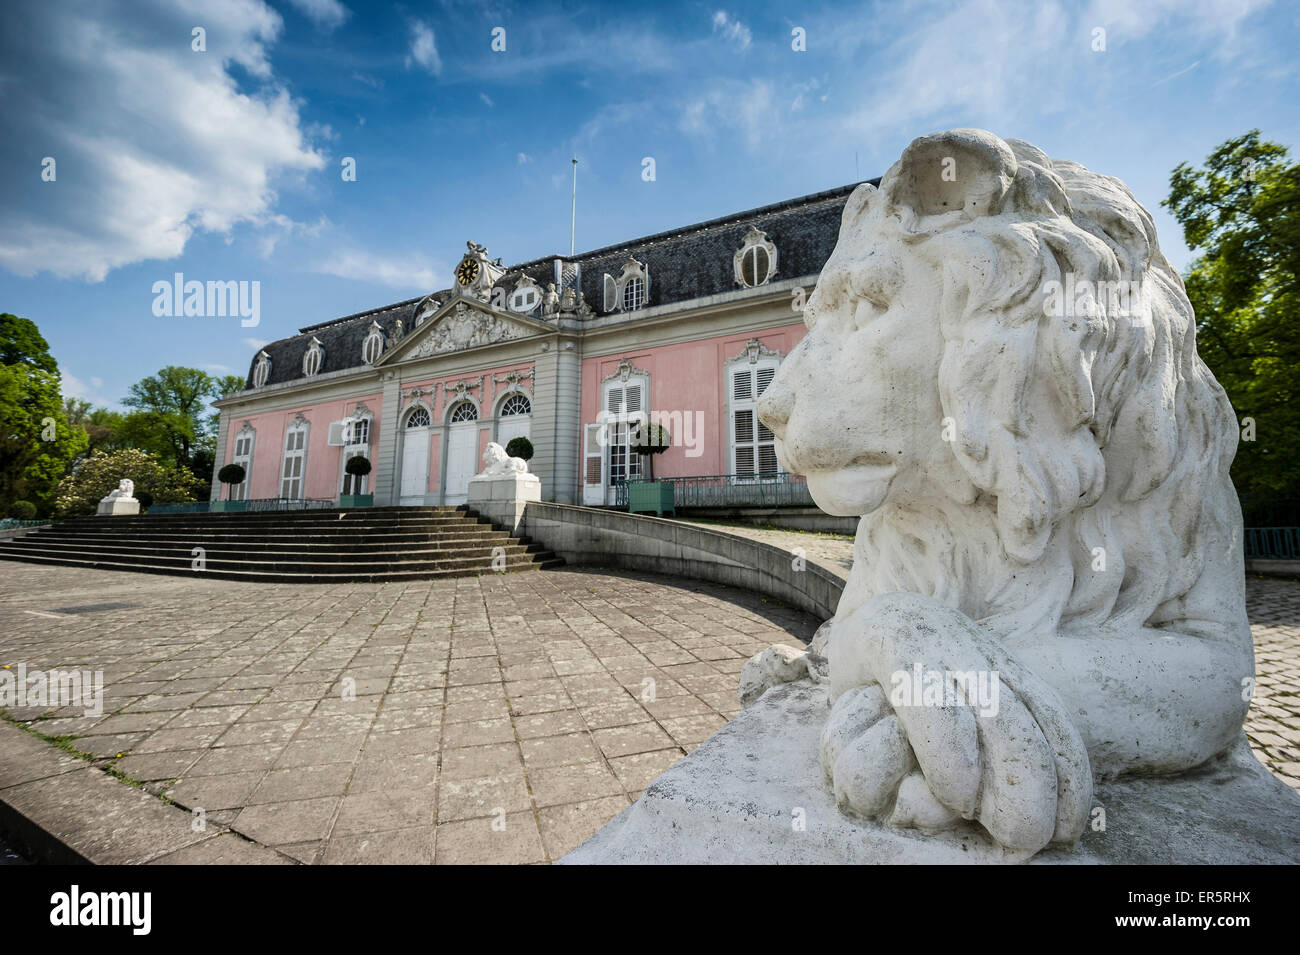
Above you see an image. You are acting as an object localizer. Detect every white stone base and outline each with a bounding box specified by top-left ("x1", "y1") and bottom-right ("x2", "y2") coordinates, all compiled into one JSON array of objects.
[
  {"x1": 466, "y1": 472, "x2": 541, "y2": 535},
  {"x1": 96, "y1": 496, "x2": 140, "y2": 516},
  {"x1": 561, "y1": 680, "x2": 1300, "y2": 864}
]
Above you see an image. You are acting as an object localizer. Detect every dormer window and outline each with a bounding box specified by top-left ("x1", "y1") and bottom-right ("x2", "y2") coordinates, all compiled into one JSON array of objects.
[
  {"x1": 252, "y1": 351, "x2": 271, "y2": 388},
  {"x1": 603, "y1": 257, "x2": 650, "y2": 313},
  {"x1": 509, "y1": 276, "x2": 542, "y2": 314},
  {"x1": 303, "y1": 337, "x2": 324, "y2": 377},
  {"x1": 362, "y1": 322, "x2": 385, "y2": 364},
  {"x1": 734, "y1": 227, "x2": 778, "y2": 288}
]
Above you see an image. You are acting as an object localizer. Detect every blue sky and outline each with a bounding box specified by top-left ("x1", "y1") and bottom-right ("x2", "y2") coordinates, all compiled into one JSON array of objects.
[{"x1": 1, "y1": 0, "x2": 1297, "y2": 411}]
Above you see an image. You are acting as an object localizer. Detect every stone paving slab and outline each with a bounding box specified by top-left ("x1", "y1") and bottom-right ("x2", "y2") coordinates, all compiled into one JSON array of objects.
[
  {"x1": 0, "y1": 563, "x2": 816, "y2": 864},
  {"x1": 675, "y1": 518, "x2": 1300, "y2": 793},
  {"x1": 2, "y1": 546, "x2": 1296, "y2": 864}
]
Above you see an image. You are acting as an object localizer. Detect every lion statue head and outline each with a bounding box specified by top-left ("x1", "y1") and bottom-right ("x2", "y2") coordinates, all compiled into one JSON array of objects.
[{"x1": 759, "y1": 128, "x2": 1247, "y2": 650}]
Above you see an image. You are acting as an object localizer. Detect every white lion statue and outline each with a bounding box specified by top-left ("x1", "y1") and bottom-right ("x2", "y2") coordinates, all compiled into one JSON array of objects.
[
  {"x1": 752, "y1": 129, "x2": 1252, "y2": 856},
  {"x1": 106, "y1": 479, "x2": 135, "y2": 500},
  {"x1": 479, "y1": 441, "x2": 528, "y2": 475}
]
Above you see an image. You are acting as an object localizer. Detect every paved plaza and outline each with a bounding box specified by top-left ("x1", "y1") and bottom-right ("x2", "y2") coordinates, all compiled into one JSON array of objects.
[
  {"x1": 0, "y1": 530, "x2": 1296, "y2": 864},
  {"x1": 0, "y1": 561, "x2": 816, "y2": 863}
]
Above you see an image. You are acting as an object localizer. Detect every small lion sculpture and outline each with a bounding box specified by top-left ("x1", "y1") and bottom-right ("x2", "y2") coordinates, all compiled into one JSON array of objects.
[{"x1": 479, "y1": 442, "x2": 529, "y2": 476}]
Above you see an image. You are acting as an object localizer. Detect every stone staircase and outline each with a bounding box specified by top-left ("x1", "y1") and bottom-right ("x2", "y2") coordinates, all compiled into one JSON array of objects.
[{"x1": 0, "y1": 506, "x2": 562, "y2": 583}]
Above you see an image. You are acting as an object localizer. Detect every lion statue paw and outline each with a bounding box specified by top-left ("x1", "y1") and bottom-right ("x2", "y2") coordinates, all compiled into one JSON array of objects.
[{"x1": 821, "y1": 594, "x2": 1093, "y2": 854}]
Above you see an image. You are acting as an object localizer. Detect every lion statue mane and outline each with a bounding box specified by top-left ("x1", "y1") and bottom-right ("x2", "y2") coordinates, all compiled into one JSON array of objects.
[{"x1": 754, "y1": 129, "x2": 1253, "y2": 856}]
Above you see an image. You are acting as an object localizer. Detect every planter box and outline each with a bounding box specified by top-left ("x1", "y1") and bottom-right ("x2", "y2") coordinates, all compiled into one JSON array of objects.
[
  {"x1": 628, "y1": 481, "x2": 675, "y2": 517},
  {"x1": 338, "y1": 494, "x2": 374, "y2": 508},
  {"x1": 210, "y1": 500, "x2": 247, "y2": 513}
]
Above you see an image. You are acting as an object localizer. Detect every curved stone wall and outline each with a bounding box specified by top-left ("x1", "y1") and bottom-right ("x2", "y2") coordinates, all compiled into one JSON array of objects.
[{"x1": 520, "y1": 502, "x2": 844, "y2": 621}]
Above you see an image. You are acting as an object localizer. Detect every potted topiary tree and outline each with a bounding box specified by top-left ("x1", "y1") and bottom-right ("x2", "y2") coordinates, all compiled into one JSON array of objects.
[
  {"x1": 213, "y1": 463, "x2": 247, "y2": 512},
  {"x1": 340, "y1": 455, "x2": 373, "y2": 507},
  {"x1": 505, "y1": 436, "x2": 534, "y2": 463},
  {"x1": 627, "y1": 421, "x2": 674, "y2": 516}
]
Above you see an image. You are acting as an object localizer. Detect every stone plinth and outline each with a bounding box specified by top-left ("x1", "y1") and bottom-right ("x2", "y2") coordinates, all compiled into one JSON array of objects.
[
  {"x1": 467, "y1": 471, "x2": 540, "y2": 535},
  {"x1": 561, "y1": 681, "x2": 1300, "y2": 865},
  {"x1": 96, "y1": 495, "x2": 139, "y2": 516}
]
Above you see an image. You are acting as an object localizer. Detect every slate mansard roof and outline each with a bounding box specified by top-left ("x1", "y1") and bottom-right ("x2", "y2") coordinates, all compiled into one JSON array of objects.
[{"x1": 245, "y1": 181, "x2": 876, "y2": 389}]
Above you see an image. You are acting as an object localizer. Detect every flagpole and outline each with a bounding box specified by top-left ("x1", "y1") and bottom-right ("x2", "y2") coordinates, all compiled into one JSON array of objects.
[{"x1": 570, "y1": 157, "x2": 578, "y2": 257}]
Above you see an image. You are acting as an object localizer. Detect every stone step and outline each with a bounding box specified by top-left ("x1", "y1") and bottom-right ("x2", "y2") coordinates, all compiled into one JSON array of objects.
[
  {"x1": 0, "y1": 539, "x2": 544, "y2": 564},
  {"x1": 0, "y1": 506, "x2": 563, "y2": 582},
  {"x1": 22, "y1": 530, "x2": 511, "y2": 548},
  {"x1": 0, "y1": 549, "x2": 564, "y2": 583}
]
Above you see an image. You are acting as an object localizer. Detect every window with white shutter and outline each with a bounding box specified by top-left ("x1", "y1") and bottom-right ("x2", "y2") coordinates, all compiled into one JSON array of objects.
[
  {"x1": 231, "y1": 428, "x2": 255, "y2": 501},
  {"x1": 730, "y1": 360, "x2": 779, "y2": 479},
  {"x1": 280, "y1": 421, "x2": 309, "y2": 500}
]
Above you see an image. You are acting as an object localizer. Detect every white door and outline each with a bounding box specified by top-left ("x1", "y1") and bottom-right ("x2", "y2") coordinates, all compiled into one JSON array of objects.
[
  {"x1": 399, "y1": 406, "x2": 432, "y2": 505},
  {"x1": 444, "y1": 425, "x2": 478, "y2": 505}
]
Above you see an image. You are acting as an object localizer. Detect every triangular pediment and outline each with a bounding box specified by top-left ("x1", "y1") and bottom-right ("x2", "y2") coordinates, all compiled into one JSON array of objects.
[{"x1": 377, "y1": 293, "x2": 550, "y2": 365}]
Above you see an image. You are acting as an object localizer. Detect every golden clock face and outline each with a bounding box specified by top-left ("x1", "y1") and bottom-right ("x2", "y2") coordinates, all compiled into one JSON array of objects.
[{"x1": 456, "y1": 257, "x2": 480, "y2": 285}]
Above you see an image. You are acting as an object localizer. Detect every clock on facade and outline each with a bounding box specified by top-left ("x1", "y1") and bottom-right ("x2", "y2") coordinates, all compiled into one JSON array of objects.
[{"x1": 456, "y1": 257, "x2": 480, "y2": 286}]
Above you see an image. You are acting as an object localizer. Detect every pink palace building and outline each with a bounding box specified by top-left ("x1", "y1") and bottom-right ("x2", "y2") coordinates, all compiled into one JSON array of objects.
[{"x1": 211, "y1": 182, "x2": 869, "y2": 509}]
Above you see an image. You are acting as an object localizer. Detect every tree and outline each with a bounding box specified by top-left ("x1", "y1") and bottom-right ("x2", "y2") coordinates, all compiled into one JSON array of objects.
[
  {"x1": 0, "y1": 313, "x2": 58, "y2": 374},
  {"x1": 121, "y1": 366, "x2": 215, "y2": 470},
  {"x1": 505, "y1": 436, "x2": 534, "y2": 461},
  {"x1": 1163, "y1": 131, "x2": 1300, "y2": 502},
  {"x1": 630, "y1": 421, "x2": 671, "y2": 479},
  {"x1": 0, "y1": 325, "x2": 85, "y2": 514},
  {"x1": 64, "y1": 397, "x2": 126, "y2": 458},
  {"x1": 52, "y1": 449, "x2": 205, "y2": 517}
]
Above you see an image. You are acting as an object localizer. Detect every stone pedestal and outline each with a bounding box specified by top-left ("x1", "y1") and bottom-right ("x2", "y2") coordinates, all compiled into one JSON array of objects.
[
  {"x1": 96, "y1": 494, "x2": 139, "y2": 516},
  {"x1": 466, "y1": 471, "x2": 540, "y2": 535},
  {"x1": 561, "y1": 681, "x2": 1300, "y2": 865}
]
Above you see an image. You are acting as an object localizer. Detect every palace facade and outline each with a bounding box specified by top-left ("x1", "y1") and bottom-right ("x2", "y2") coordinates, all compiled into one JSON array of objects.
[{"x1": 211, "y1": 182, "x2": 867, "y2": 508}]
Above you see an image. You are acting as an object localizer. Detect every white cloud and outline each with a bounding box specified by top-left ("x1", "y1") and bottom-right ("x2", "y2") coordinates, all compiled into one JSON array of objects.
[
  {"x1": 312, "y1": 249, "x2": 444, "y2": 291},
  {"x1": 0, "y1": 0, "x2": 324, "y2": 282},
  {"x1": 480, "y1": 92, "x2": 495, "y2": 107},
  {"x1": 406, "y1": 21, "x2": 443, "y2": 76},
  {"x1": 203, "y1": 363, "x2": 235, "y2": 373},
  {"x1": 680, "y1": 79, "x2": 774, "y2": 150},
  {"x1": 242, "y1": 337, "x2": 271, "y2": 351},
  {"x1": 62, "y1": 372, "x2": 116, "y2": 408},
  {"x1": 517, "y1": 152, "x2": 532, "y2": 164},
  {"x1": 285, "y1": 0, "x2": 349, "y2": 30},
  {"x1": 712, "y1": 10, "x2": 752, "y2": 51}
]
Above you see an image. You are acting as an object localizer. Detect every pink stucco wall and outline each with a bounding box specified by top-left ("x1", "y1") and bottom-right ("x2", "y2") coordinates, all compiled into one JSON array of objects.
[
  {"x1": 579, "y1": 322, "x2": 808, "y2": 479},
  {"x1": 223, "y1": 393, "x2": 382, "y2": 501},
  {"x1": 395, "y1": 360, "x2": 534, "y2": 497}
]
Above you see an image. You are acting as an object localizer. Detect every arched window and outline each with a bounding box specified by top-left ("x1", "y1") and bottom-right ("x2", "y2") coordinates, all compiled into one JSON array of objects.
[
  {"x1": 362, "y1": 323, "x2": 384, "y2": 364},
  {"x1": 448, "y1": 401, "x2": 478, "y2": 423},
  {"x1": 252, "y1": 352, "x2": 271, "y2": 388},
  {"x1": 734, "y1": 227, "x2": 778, "y2": 288},
  {"x1": 405, "y1": 406, "x2": 432, "y2": 429},
  {"x1": 302, "y1": 337, "x2": 324, "y2": 377},
  {"x1": 499, "y1": 393, "x2": 531, "y2": 417},
  {"x1": 622, "y1": 276, "x2": 645, "y2": 311}
]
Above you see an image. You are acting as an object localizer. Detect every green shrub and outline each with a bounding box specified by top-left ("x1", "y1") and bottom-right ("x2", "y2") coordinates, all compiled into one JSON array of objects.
[
  {"x1": 505, "y1": 437, "x2": 534, "y2": 461},
  {"x1": 9, "y1": 500, "x2": 37, "y2": 520},
  {"x1": 136, "y1": 491, "x2": 154, "y2": 509},
  {"x1": 345, "y1": 455, "x2": 372, "y2": 477},
  {"x1": 53, "y1": 449, "x2": 204, "y2": 517},
  {"x1": 217, "y1": 463, "x2": 246, "y2": 485}
]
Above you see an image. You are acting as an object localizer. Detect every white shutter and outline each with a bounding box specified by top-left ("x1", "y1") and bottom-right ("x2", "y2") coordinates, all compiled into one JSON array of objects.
[
  {"x1": 603, "y1": 274, "x2": 617, "y2": 312},
  {"x1": 623, "y1": 382, "x2": 642, "y2": 414},
  {"x1": 327, "y1": 421, "x2": 347, "y2": 446},
  {"x1": 756, "y1": 365, "x2": 776, "y2": 396},
  {"x1": 582, "y1": 423, "x2": 606, "y2": 505}
]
